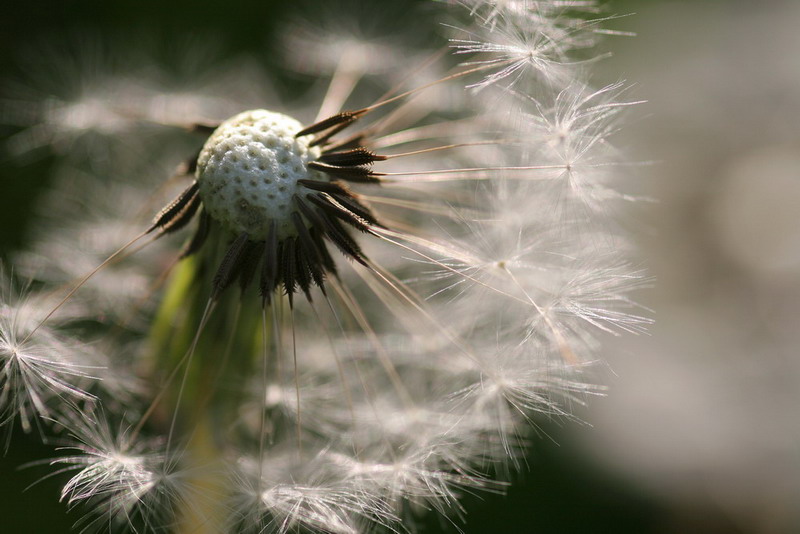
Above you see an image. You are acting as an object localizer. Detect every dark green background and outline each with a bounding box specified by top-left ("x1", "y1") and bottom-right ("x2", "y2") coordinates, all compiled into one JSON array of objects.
[{"x1": 0, "y1": 1, "x2": 709, "y2": 532}]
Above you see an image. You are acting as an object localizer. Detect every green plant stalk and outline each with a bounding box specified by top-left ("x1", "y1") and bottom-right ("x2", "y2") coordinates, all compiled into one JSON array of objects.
[{"x1": 147, "y1": 225, "x2": 269, "y2": 532}]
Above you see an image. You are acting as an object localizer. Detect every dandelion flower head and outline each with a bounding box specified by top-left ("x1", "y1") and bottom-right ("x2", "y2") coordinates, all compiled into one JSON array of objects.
[{"x1": 0, "y1": 1, "x2": 646, "y2": 532}]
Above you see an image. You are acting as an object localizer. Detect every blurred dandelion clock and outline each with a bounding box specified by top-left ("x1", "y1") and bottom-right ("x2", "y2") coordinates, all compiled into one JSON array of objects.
[{"x1": 0, "y1": 0, "x2": 645, "y2": 532}]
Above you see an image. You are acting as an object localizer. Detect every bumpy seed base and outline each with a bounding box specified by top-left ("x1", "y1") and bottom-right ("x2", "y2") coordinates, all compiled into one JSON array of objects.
[{"x1": 196, "y1": 109, "x2": 326, "y2": 240}]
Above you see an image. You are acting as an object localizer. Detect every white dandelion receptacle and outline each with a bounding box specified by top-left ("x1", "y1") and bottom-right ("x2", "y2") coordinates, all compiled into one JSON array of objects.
[{"x1": 196, "y1": 110, "x2": 326, "y2": 241}]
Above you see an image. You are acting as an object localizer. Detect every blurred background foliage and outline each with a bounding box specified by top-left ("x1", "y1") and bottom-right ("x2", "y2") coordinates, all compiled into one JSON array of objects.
[{"x1": 2, "y1": 0, "x2": 799, "y2": 533}]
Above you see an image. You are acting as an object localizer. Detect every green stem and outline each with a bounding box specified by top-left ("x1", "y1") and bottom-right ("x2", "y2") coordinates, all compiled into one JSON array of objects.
[{"x1": 146, "y1": 227, "x2": 268, "y2": 532}]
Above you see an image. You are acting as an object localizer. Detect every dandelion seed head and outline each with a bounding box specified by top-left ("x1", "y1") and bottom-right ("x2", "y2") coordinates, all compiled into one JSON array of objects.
[
  {"x1": 197, "y1": 109, "x2": 326, "y2": 240},
  {"x1": 3, "y1": 0, "x2": 646, "y2": 530}
]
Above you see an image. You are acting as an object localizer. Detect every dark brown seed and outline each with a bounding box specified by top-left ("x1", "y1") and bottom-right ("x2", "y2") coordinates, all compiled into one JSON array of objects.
[
  {"x1": 189, "y1": 122, "x2": 220, "y2": 135},
  {"x1": 237, "y1": 240, "x2": 264, "y2": 294},
  {"x1": 317, "y1": 148, "x2": 386, "y2": 167},
  {"x1": 295, "y1": 111, "x2": 361, "y2": 138},
  {"x1": 184, "y1": 148, "x2": 202, "y2": 175},
  {"x1": 312, "y1": 228, "x2": 338, "y2": 277},
  {"x1": 180, "y1": 210, "x2": 211, "y2": 259},
  {"x1": 308, "y1": 194, "x2": 370, "y2": 232},
  {"x1": 309, "y1": 122, "x2": 356, "y2": 148},
  {"x1": 148, "y1": 182, "x2": 200, "y2": 234},
  {"x1": 161, "y1": 193, "x2": 201, "y2": 235},
  {"x1": 211, "y1": 232, "x2": 250, "y2": 300},
  {"x1": 317, "y1": 210, "x2": 368, "y2": 267},
  {"x1": 308, "y1": 162, "x2": 384, "y2": 183},
  {"x1": 297, "y1": 179, "x2": 351, "y2": 195},
  {"x1": 329, "y1": 193, "x2": 381, "y2": 228},
  {"x1": 260, "y1": 221, "x2": 279, "y2": 305},
  {"x1": 295, "y1": 197, "x2": 339, "y2": 274},
  {"x1": 292, "y1": 211, "x2": 326, "y2": 292},
  {"x1": 293, "y1": 237, "x2": 313, "y2": 301},
  {"x1": 281, "y1": 237, "x2": 297, "y2": 307}
]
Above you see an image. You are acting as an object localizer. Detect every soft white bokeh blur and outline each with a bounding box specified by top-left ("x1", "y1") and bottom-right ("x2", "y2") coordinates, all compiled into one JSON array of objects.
[{"x1": 575, "y1": 2, "x2": 800, "y2": 532}]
